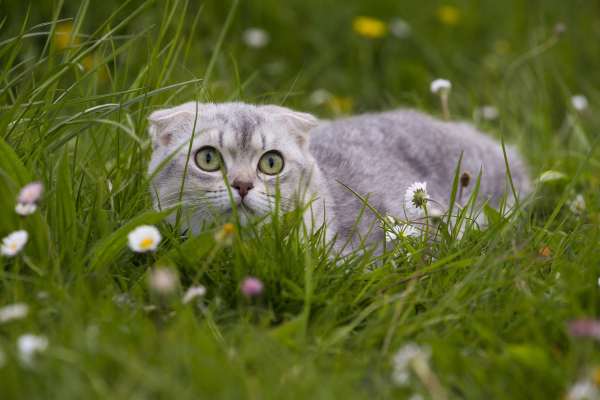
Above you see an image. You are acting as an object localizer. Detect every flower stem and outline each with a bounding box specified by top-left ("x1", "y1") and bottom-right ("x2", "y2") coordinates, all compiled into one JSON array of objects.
[
  {"x1": 423, "y1": 203, "x2": 430, "y2": 243},
  {"x1": 440, "y1": 92, "x2": 450, "y2": 120}
]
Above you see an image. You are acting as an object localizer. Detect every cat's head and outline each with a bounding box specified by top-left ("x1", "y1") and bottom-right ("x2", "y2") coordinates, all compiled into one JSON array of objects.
[{"x1": 148, "y1": 102, "x2": 319, "y2": 231}]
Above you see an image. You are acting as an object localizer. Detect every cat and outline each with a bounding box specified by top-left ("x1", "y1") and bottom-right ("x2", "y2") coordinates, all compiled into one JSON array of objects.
[{"x1": 147, "y1": 102, "x2": 530, "y2": 250}]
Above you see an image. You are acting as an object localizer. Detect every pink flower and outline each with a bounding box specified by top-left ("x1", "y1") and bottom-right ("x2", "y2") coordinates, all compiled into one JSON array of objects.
[
  {"x1": 240, "y1": 276, "x2": 263, "y2": 298},
  {"x1": 567, "y1": 319, "x2": 600, "y2": 340},
  {"x1": 18, "y1": 182, "x2": 43, "y2": 204}
]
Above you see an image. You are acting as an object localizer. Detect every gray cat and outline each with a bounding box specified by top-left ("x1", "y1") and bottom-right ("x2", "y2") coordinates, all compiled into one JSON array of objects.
[{"x1": 148, "y1": 102, "x2": 530, "y2": 250}]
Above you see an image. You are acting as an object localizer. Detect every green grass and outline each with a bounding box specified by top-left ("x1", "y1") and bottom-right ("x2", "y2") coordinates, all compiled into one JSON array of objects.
[{"x1": 1, "y1": 0, "x2": 600, "y2": 398}]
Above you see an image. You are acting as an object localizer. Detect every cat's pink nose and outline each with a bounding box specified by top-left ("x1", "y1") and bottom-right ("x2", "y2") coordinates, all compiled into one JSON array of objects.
[{"x1": 232, "y1": 180, "x2": 254, "y2": 198}]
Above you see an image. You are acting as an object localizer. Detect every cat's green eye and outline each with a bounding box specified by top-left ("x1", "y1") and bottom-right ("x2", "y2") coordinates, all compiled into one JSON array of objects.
[
  {"x1": 258, "y1": 151, "x2": 284, "y2": 175},
  {"x1": 195, "y1": 146, "x2": 223, "y2": 172}
]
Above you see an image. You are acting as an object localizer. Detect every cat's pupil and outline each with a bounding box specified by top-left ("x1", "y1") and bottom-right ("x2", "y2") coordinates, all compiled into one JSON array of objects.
[
  {"x1": 206, "y1": 152, "x2": 212, "y2": 163},
  {"x1": 268, "y1": 157, "x2": 274, "y2": 168}
]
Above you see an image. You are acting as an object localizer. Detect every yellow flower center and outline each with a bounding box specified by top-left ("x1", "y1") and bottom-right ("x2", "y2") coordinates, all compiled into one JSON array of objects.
[
  {"x1": 53, "y1": 22, "x2": 77, "y2": 50},
  {"x1": 353, "y1": 17, "x2": 387, "y2": 39},
  {"x1": 139, "y1": 237, "x2": 155, "y2": 250},
  {"x1": 437, "y1": 6, "x2": 461, "y2": 26}
]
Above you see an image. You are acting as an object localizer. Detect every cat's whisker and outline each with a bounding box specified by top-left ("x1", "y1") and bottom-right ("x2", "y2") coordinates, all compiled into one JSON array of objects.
[
  {"x1": 257, "y1": 194, "x2": 297, "y2": 211},
  {"x1": 258, "y1": 190, "x2": 296, "y2": 202},
  {"x1": 160, "y1": 190, "x2": 225, "y2": 202},
  {"x1": 253, "y1": 195, "x2": 295, "y2": 213}
]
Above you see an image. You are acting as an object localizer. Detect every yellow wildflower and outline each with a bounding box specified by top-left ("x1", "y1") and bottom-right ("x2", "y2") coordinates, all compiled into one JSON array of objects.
[
  {"x1": 593, "y1": 367, "x2": 600, "y2": 386},
  {"x1": 53, "y1": 22, "x2": 77, "y2": 49},
  {"x1": 437, "y1": 5, "x2": 461, "y2": 26},
  {"x1": 215, "y1": 223, "x2": 235, "y2": 246},
  {"x1": 353, "y1": 16, "x2": 387, "y2": 39},
  {"x1": 82, "y1": 55, "x2": 95, "y2": 71},
  {"x1": 222, "y1": 223, "x2": 235, "y2": 235},
  {"x1": 327, "y1": 96, "x2": 353, "y2": 115}
]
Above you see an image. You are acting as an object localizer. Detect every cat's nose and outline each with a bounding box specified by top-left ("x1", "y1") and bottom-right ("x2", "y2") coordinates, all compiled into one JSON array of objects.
[{"x1": 232, "y1": 180, "x2": 254, "y2": 198}]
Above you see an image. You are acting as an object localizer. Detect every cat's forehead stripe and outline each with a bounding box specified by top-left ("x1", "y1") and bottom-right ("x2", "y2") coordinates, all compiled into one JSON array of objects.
[
  {"x1": 235, "y1": 112, "x2": 263, "y2": 150},
  {"x1": 212, "y1": 111, "x2": 264, "y2": 151}
]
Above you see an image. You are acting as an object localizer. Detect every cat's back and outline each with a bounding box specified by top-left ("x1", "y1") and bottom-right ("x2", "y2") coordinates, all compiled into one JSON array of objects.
[
  {"x1": 309, "y1": 108, "x2": 530, "y2": 211},
  {"x1": 310, "y1": 109, "x2": 498, "y2": 160},
  {"x1": 310, "y1": 109, "x2": 418, "y2": 153}
]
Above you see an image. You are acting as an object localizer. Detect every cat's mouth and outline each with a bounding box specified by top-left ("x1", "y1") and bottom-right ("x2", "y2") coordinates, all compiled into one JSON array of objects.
[
  {"x1": 222, "y1": 201, "x2": 255, "y2": 215},
  {"x1": 239, "y1": 202, "x2": 254, "y2": 214}
]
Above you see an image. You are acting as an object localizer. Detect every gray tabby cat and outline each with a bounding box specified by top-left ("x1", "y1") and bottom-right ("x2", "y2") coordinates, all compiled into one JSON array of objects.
[{"x1": 148, "y1": 102, "x2": 530, "y2": 249}]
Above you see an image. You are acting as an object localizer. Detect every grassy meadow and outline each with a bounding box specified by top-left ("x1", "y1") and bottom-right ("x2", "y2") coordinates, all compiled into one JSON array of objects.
[{"x1": 1, "y1": 0, "x2": 600, "y2": 398}]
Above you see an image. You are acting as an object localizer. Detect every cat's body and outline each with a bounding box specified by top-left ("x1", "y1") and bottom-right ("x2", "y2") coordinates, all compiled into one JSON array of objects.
[
  {"x1": 148, "y1": 102, "x2": 530, "y2": 250},
  {"x1": 310, "y1": 110, "x2": 530, "y2": 246}
]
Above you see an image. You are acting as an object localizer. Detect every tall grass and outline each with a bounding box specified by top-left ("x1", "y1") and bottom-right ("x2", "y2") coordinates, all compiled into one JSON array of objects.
[{"x1": 0, "y1": 1, "x2": 599, "y2": 399}]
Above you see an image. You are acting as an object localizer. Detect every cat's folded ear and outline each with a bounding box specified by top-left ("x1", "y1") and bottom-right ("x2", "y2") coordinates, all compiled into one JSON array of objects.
[
  {"x1": 148, "y1": 102, "x2": 200, "y2": 147},
  {"x1": 260, "y1": 105, "x2": 318, "y2": 143}
]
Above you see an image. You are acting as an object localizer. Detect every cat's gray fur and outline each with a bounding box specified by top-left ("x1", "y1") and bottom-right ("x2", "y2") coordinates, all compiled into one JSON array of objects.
[{"x1": 148, "y1": 102, "x2": 530, "y2": 249}]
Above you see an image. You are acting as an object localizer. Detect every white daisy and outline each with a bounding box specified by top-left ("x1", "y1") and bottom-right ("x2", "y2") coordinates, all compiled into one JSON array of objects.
[
  {"x1": 430, "y1": 79, "x2": 452, "y2": 94},
  {"x1": 182, "y1": 285, "x2": 207, "y2": 304},
  {"x1": 391, "y1": 342, "x2": 431, "y2": 386},
  {"x1": 148, "y1": 267, "x2": 178, "y2": 295},
  {"x1": 243, "y1": 28, "x2": 270, "y2": 48},
  {"x1": 476, "y1": 105, "x2": 499, "y2": 121},
  {"x1": 481, "y1": 105, "x2": 499, "y2": 120},
  {"x1": 568, "y1": 194, "x2": 586, "y2": 215},
  {"x1": 112, "y1": 293, "x2": 134, "y2": 308},
  {"x1": 15, "y1": 202, "x2": 37, "y2": 216},
  {"x1": 1, "y1": 230, "x2": 29, "y2": 257},
  {"x1": 390, "y1": 18, "x2": 411, "y2": 38},
  {"x1": 127, "y1": 225, "x2": 161, "y2": 253},
  {"x1": 566, "y1": 379, "x2": 597, "y2": 400},
  {"x1": 0, "y1": 303, "x2": 29, "y2": 323},
  {"x1": 17, "y1": 334, "x2": 48, "y2": 365},
  {"x1": 309, "y1": 89, "x2": 332, "y2": 106},
  {"x1": 571, "y1": 95, "x2": 588, "y2": 112},
  {"x1": 37, "y1": 291, "x2": 49, "y2": 300},
  {"x1": 384, "y1": 216, "x2": 419, "y2": 242},
  {"x1": 404, "y1": 182, "x2": 428, "y2": 214},
  {"x1": 385, "y1": 217, "x2": 403, "y2": 242}
]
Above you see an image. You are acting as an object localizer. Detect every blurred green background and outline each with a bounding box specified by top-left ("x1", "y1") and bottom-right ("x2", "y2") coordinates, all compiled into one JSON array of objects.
[
  {"x1": 3, "y1": 0, "x2": 599, "y2": 175},
  {"x1": 3, "y1": 0, "x2": 599, "y2": 145}
]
